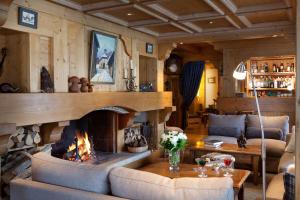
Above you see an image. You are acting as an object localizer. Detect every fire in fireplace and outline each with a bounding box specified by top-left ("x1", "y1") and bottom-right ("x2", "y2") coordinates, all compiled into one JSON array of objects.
[{"x1": 64, "y1": 132, "x2": 92, "y2": 161}]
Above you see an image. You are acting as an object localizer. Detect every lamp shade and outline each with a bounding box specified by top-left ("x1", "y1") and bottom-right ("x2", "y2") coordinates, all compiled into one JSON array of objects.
[{"x1": 233, "y1": 61, "x2": 247, "y2": 80}]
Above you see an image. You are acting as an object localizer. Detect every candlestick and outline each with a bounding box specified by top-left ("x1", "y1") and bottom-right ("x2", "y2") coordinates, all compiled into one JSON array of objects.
[
  {"x1": 130, "y1": 60, "x2": 134, "y2": 70},
  {"x1": 124, "y1": 68, "x2": 128, "y2": 79}
]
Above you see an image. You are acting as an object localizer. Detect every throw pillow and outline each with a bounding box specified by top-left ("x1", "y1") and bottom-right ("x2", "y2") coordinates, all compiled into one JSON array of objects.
[
  {"x1": 283, "y1": 166, "x2": 295, "y2": 200},
  {"x1": 247, "y1": 115, "x2": 289, "y2": 140},
  {"x1": 246, "y1": 127, "x2": 284, "y2": 140},
  {"x1": 208, "y1": 114, "x2": 246, "y2": 138}
]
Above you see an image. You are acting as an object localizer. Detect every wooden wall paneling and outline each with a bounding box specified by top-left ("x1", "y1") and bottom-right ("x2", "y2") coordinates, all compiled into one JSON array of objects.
[
  {"x1": 157, "y1": 60, "x2": 164, "y2": 92},
  {"x1": 0, "y1": 0, "x2": 13, "y2": 26},
  {"x1": 67, "y1": 21, "x2": 85, "y2": 77},
  {"x1": 139, "y1": 56, "x2": 158, "y2": 91},
  {"x1": 53, "y1": 19, "x2": 69, "y2": 92},
  {"x1": 29, "y1": 34, "x2": 53, "y2": 92}
]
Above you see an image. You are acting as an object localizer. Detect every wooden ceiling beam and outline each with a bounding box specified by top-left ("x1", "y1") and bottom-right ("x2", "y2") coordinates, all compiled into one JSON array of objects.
[
  {"x1": 178, "y1": 11, "x2": 222, "y2": 22},
  {"x1": 128, "y1": 19, "x2": 164, "y2": 27},
  {"x1": 49, "y1": 0, "x2": 82, "y2": 10},
  {"x1": 182, "y1": 22, "x2": 203, "y2": 33},
  {"x1": 82, "y1": 1, "x2": 127, "y2": 12},
  {"x1": 87, "y1": 4, "x2": 133, "y2": 14},
  {"x1": 132, "y1": 27, "x2": 159, "y2": 36},
  {"x1": 92, "y1": 12, "x2": 129, "y2": 27},
  {"x1": 220, "y1": 0, "x2": 251, "y2": 27},
  {"x1": 204, "y1": 0, "x2": 241, "y2": 29},
  {"x1": 235, "y1": 2, "x2": 292, "y2": 14},
  {"x1": 132, "y1": 4, "x2": 168, "y2": 22},
  {"x1": 158, "y1": 23, "x2": 295, "y2": 43}
]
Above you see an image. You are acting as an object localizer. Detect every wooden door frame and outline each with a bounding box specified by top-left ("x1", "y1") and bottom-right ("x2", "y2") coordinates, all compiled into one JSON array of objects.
[{"x1": 296, "y1": 1, "x2": 299, "y2": 199}]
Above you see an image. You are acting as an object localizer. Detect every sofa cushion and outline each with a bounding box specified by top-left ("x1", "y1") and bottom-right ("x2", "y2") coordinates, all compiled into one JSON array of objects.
[
  {"x1": 32, "y1": 152, "x2": 112, "y2": 194},
  {"x1": 208, "y1": 114, "x2": 246, "y2": 138},
  {"x1": 247, "y1": 139, "x2": 286, "y2": 157},
  {"x1": 246, "y1": 115, "x2": 289, "y2": 140},
  {"x1": 278, "y1": 152, "x2": 295, "y2": 173},
  {"x1": 266, "y1": 173, "x2": 284, "y2": 200},
  {"x1": 109, "y1": 167, "x2": 234, "y2": 200},
  {"x1": 246, "y1": 127, "x2": 283, "y2": 140},
  {"x1": 11, "y1": 179, "x2": 128, "y2": 200}
]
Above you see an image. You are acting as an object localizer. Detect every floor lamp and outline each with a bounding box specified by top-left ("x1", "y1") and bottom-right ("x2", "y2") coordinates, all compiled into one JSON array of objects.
[{"x1": 233, "y1": 61, "x2": 266, "y2": 200}]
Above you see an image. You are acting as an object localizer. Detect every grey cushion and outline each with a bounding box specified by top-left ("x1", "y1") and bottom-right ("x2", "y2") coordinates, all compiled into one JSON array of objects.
[
  {"x1": 208, "y1": 114, "x2": 246, "y2": 138},
  {"x1": 246, "y1": 127, "x2": 283, "y2": 140},
  {"x1": 32, "y1": 152, "x2": 111, "y2": 194},
  {"x1": 247, "y1": 115, "x2": 289, "y2": 140},
  {"x1": 247, "y1": 138, "x2": 286, "y2": 157},
  {"x1": 10, "y1": 179, "x2": 128, "y2": 200},
  {"x1": 278, "y1": 152, "x2": 295, "y2": 173}
]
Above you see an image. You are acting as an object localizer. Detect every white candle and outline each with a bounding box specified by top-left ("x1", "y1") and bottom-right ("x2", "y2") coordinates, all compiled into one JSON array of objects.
[
  {"x1": 124, "y1": 68, "x2": 128, "y2": 79},
  {"x1": 130, "y1": 60, "x2": 134, "y2": 70},
  {"x1": 133, "y1": 68, "x2": 137, "y2": 77}
]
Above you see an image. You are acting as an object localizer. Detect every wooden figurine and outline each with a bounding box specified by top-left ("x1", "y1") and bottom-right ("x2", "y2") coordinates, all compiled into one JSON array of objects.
[
  {"x1": 68, "y1": 76, "x2": 80, "y2": 93},
  {"x1": 80, "y1": 77, "x2": 89, "y2": 92},
  {"x1": 41, "y1": 66, "x2": 54, "y2": 93},
  {"x1": 87, "y1": 83, "x2": 93, "y2": 92}
]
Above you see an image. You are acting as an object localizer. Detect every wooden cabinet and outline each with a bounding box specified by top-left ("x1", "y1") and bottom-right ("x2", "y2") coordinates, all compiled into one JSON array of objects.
[{"x1": 246, "y1": 56, "x2": 296, "y2": 97}]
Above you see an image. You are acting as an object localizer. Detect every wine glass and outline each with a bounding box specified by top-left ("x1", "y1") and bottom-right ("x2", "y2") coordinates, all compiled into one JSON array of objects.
[
  {"x1": 223, "y1": 157, "x2": 233, "y2": 177},
  {"x1": 195, "y1": 158, "x2": 207, "y2": 178}
]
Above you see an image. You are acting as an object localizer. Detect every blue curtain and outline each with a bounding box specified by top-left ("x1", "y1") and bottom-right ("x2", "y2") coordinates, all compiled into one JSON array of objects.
[{"x1": 181, "y1": 61, "x2": 205, "y2": 129}]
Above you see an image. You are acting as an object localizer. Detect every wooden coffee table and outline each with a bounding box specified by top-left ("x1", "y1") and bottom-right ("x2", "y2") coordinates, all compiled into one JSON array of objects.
[
  {"x1": 139, "y1": 161, "x2": 250, "y2": 200},
  {"x1": 189, "y1": 143, "x2": 261, "y2": 185}
]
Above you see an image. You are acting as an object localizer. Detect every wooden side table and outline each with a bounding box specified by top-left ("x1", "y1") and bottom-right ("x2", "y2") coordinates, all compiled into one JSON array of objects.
[
  {"x1": 139, "y1": 161, "x2": 250, "y2": 200},
  {"x1": 189, "y1": 143, "x2": 261, "y2": 185}
]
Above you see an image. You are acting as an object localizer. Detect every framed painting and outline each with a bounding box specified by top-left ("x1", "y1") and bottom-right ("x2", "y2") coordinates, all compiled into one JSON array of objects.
[
  {"x1": 146, "y1": 43, "x2": 153, "y2": 54},
  {"x1": 18, "y1": 7, "x2": 38, "y2": 29},
  {"x1": 90, "y1": 31, "x2": 117, "y2": 84}
]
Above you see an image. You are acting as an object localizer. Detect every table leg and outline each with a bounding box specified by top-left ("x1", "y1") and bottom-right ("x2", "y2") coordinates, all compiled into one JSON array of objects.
[
  {"x1": 252, "y1": 155, "x2": 259, "y2": 185},
  {"x1": 238, "y1": 184, "x2": 244, "y2": 200}
]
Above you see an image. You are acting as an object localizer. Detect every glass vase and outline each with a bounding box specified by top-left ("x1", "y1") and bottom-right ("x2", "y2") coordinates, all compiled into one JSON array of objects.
[{"x1": 168, "y1": 150, "x2": 180, "y2": 171}]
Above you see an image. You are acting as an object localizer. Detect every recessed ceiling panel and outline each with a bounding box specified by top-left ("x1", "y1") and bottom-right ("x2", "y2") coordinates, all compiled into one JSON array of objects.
[
  {"x1": 157, "y1": 0, "x2": 214, "y2": 16},
  {"x1": 193, "y1": 18, "x2": 234, "y2": 29},
  {"x1": 231, "y1": 0, "x2": 283, "y2": 8},
  {"x1": 71, "y1": 0, "x2": 119, "y2": 5},
  {"x1": 147, "y1": 24, "x2": 183, "y2": 34},
  {"x1": 102, "y1": 7, "x2": 156, "y2": 22},
  {"x1": 245, "y1": 10, "x2": 289, "y2": 24}
]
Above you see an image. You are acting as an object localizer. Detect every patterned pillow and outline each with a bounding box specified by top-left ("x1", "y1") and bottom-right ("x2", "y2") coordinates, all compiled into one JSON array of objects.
[{"x1": 284, "y1": 172, "x2": 295, "y2": 200}]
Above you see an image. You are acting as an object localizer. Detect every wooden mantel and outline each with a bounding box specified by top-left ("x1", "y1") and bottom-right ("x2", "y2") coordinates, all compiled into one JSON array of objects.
[{"x1": 0, "y1": 92, "x2": 172, "y2": 126}]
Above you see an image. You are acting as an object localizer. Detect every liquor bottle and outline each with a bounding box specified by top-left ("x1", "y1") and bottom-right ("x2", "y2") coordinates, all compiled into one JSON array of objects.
[
  {"x1": 280, "y1": 63, "x2": 284, "y2": 72},
  {"x1": 287, "y1": 63, "x2": 291, "y2": 72},
  {"x1": 291, "y1": 63, "x2": 294, "y2": 72},
  {"x1": 270, "y1": 78, "x2": 274, "y2": 88},
  {"x1": 274, "y1": 78, "x2": 278, "y2": 88},
  {"x1": 272, "y1": 64, "x2": 277, "y2": 72},
  {"x1": 264, "y1": 63, "x2": 269, "y2": 73},
  {"x1": 260, "y1": 64, "x2": 264, "y2": 73}
]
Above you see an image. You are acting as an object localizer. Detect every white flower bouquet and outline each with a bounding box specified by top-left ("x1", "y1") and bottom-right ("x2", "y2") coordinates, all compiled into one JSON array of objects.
[{"x1": 160, "y1": 130, "x2": 187, "y2": 152}]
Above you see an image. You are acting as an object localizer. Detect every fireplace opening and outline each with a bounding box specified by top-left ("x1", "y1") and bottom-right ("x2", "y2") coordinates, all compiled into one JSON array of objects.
[{"x1": 51, "y1": 108, "x2": 123, "y2": 162}]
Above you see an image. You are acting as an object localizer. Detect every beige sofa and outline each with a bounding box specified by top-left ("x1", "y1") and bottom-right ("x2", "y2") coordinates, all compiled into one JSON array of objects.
[
  {"x1": 11, "y1": 152, "x2": 234, "y2": 200},
  {"x1": 266, "y1": 131, "x2": 295, "y2": 200}
]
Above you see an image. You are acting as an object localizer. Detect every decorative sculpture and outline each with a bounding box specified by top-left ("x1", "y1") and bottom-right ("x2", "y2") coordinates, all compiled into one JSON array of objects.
[
  {"x1": 68, "y1": 76, "x2": 80, "y2": 93},
  {"x1": 237, "y1": 133, "x2": 247, "y2": 148},
  {"x1": 80, "y1": 77, "x2": 89, "y2": 92},
  {"x1": 41, "y1": 66, "x2": 54, "y2": 93}
]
